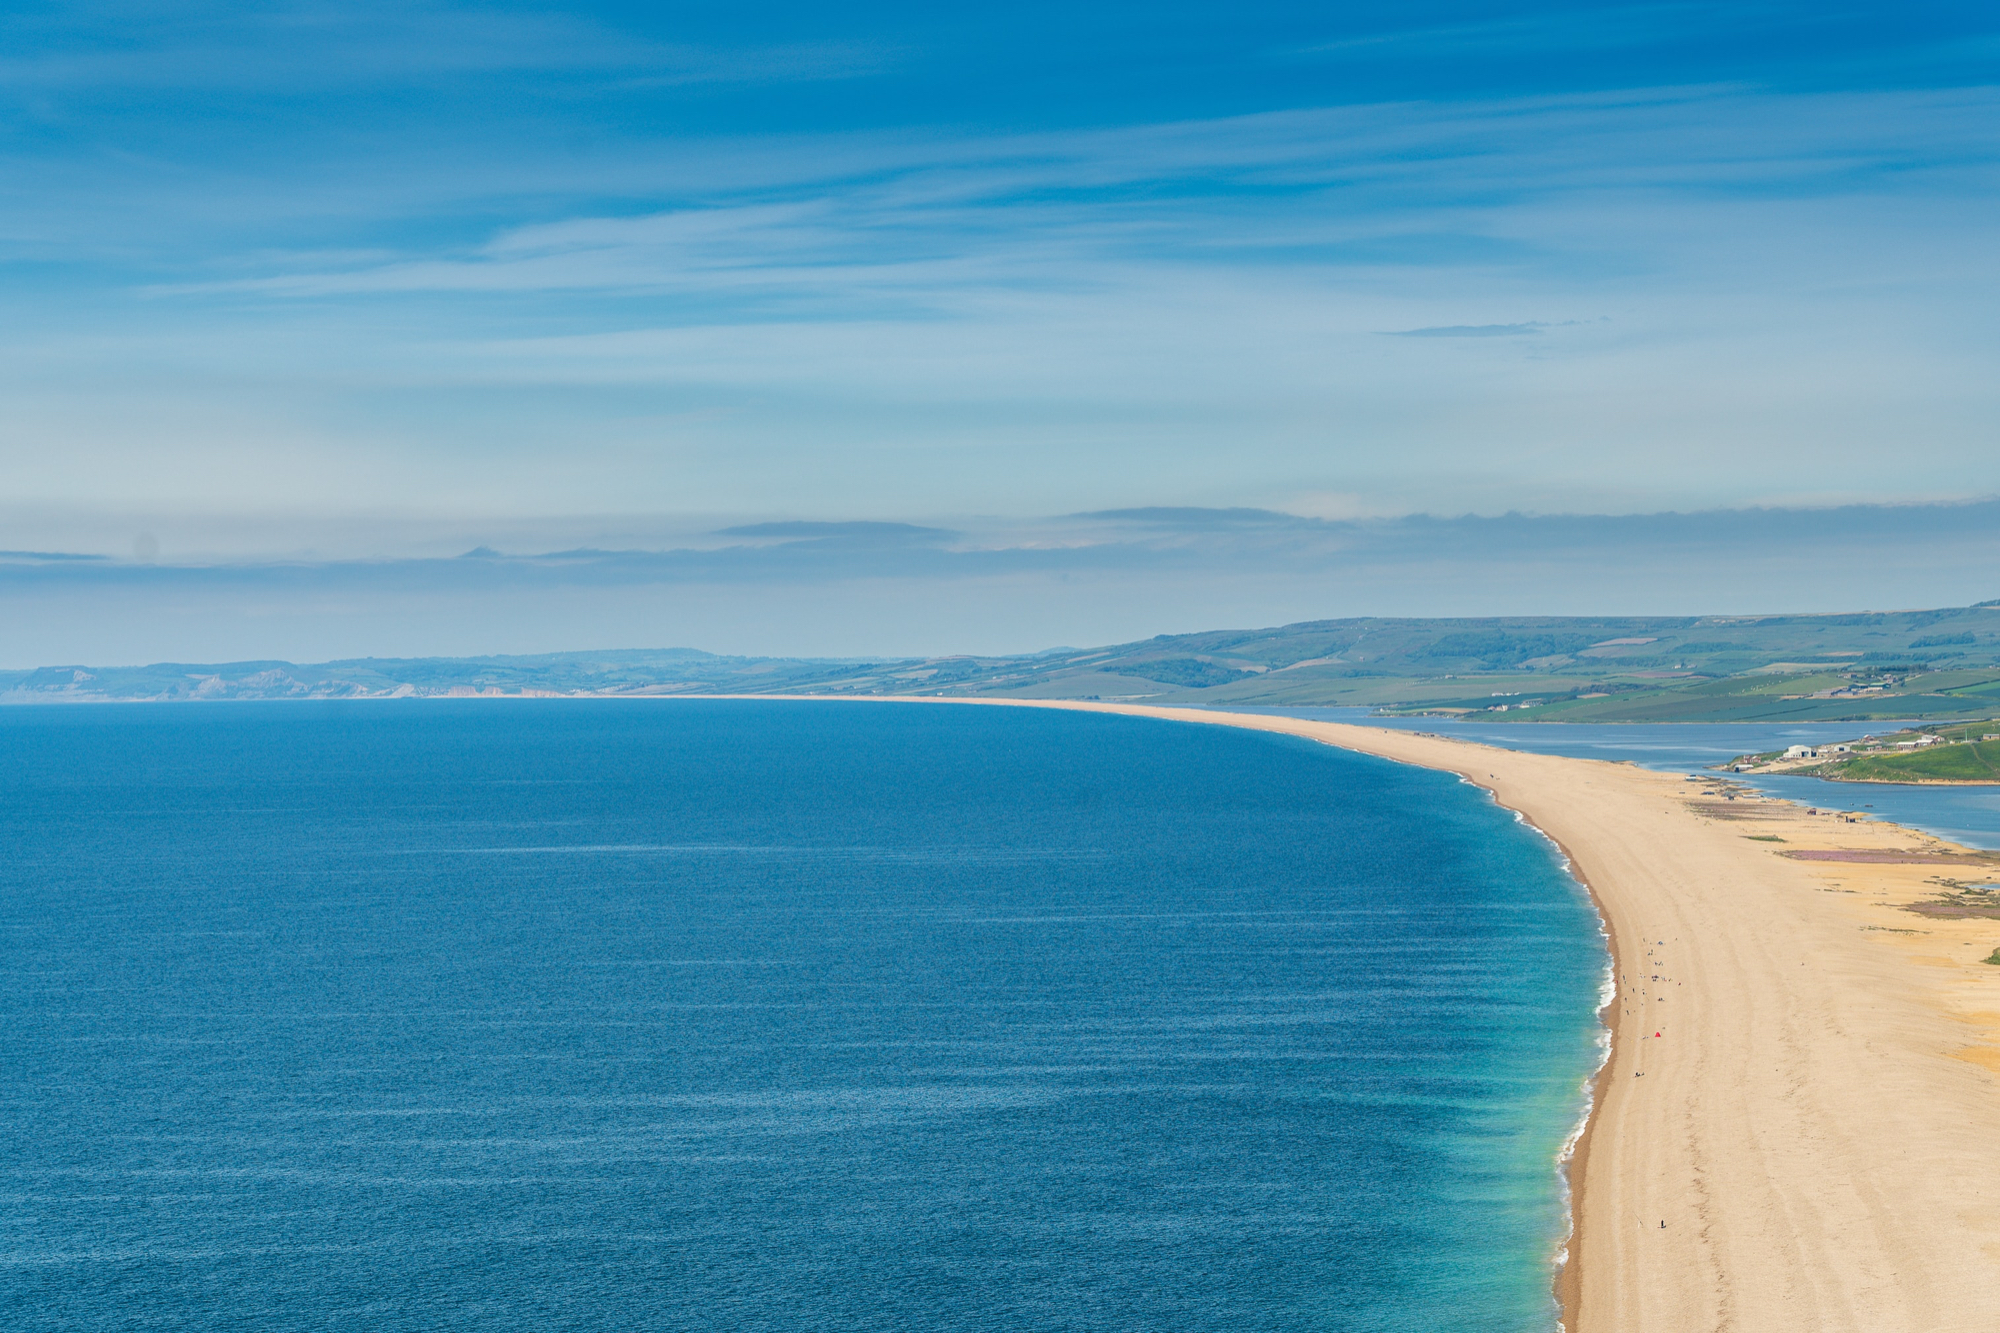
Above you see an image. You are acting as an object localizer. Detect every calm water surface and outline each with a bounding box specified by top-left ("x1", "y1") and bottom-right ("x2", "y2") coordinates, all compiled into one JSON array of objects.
[{"x1": 0, "y1": 701, "x2": 1603, "y2": 1331}]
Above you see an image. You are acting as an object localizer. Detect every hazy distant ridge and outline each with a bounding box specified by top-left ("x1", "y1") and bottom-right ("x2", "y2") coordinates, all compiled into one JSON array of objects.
[{"x1": 11, "y1": 603, "x2": 2000, "y2": 723}]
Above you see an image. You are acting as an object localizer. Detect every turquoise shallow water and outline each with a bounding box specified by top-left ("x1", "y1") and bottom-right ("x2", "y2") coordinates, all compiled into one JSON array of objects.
[{"x1": 0, "y1": 701, "x2": 1603, "y2": 1331}]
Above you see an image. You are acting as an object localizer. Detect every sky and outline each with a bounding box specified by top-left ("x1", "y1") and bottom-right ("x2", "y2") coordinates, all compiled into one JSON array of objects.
[{"x1": 3, "y1": 1, "x2": 1998, "y2": 662}]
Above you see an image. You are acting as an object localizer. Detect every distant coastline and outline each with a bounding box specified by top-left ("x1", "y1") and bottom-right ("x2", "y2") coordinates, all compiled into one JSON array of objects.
[{"x1": 7, "y1": 599, "x2": 2000, "y2": 724}]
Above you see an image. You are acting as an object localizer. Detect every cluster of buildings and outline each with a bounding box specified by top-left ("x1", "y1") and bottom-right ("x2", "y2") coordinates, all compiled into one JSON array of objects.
[
  {"x1": 1782, "y1": 743, "x2": 1855, "y2": 761},
  {"x1": 1777, "y1": 734, "x2": 1946, "y2": 763}
]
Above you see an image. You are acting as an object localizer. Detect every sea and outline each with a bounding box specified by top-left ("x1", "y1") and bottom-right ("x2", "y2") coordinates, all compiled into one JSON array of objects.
[{"x1": 0, "y1": 700, "x2": 1606, "y2": 1332}]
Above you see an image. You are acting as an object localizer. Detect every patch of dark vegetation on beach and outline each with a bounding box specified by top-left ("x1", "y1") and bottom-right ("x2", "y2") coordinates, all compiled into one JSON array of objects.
[
  {"x1": 1785, "y1": 849, "x2": 1999, "y2": 864},
  {"x1": 1904, "y1": 879, "x2": 2000, "y2": 920},
  {"x1": 1906, "y1": 901, "x2": 2000, "y2": 920},
  {"x1": 1688, "y1": 802, "x2": 1789, "y2": 821}
]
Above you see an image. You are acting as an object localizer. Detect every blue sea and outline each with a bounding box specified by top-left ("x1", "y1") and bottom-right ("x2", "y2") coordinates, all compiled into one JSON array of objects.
[{"x1": 0, "y1": 701, "x2": 1605, "y2": 1331}]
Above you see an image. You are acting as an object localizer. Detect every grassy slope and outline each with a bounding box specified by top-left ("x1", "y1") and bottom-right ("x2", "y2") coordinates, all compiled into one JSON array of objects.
[
  {"x1": 1829, "y1": 742, "x2": 2000, "y2": 783},
  {"x1": 908, "y1": 611, "x2": 2000, "y2": 721},
  {"x1": 9, "y1": 603, "x2": 2000, "y2": 721},
  {"x1": 934, "y1": 607, "x2": 2000, "y2": 717}
]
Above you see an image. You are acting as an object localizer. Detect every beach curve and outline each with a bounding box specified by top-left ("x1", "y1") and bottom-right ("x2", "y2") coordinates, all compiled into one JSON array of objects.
[{"x1": 880, "y1": 697, "x2": 2000, "y2": 1332}]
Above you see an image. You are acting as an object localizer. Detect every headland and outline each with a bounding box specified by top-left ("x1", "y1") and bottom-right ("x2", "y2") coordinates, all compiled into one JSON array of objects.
[{"x1": 1731, "y1": 720, "x2": 2000, "y2": 786}]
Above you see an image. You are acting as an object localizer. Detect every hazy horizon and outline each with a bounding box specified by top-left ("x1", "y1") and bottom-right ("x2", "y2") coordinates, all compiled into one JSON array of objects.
[
  {"x1": 5, "y1": 2, "x2": 1998, "y2": 659},
  {"x1": 4, "y1": 496, "x2": 1997, "y2": 666}
]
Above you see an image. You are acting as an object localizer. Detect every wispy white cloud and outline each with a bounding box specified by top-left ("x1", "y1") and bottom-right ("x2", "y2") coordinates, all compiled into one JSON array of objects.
[
  {"x1": 138, "y1": 84, "x2": 2000, "y2": 302},
  {"x1": 3, "y1": 499, "x2": 1998, "y2": 664},
  {"x1": 1386, "y1": 323, "x2": 1549, "y2": 337},
  {"x1": 5, "y1": 2, "x2": 1998, "y2": 660},
  {"x1": 1280, "y1": 3, "x2": 1727, "y2": 61},
  {"x1": 5, "y1": 67, "x2": 2000, "y2": 531},
  {"x1": 0, "y1": 2, "x2": 892, "y2": 93}
]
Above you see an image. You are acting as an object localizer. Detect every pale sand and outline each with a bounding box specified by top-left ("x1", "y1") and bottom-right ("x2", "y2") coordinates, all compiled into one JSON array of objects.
[{"x1": 890, "y1": 698, "x2": 2000, "y2": 1332}]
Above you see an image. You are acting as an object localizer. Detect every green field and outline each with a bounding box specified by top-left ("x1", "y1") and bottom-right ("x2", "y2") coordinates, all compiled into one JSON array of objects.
[{"x1": 1826, "y1": 741, "x2": 2000, "y2": 783}]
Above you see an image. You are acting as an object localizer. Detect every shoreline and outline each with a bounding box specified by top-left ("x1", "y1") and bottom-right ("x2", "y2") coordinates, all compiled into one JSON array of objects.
[
  {"x1": 1536, "y1": 819, "x2": 1618, "y2": 1333},
  {"x1": 988, "y1": 700, "x2": 1618, "y2": 1329},
  {"x1": 22, "y1": 691, "x2": 2000, "y2": 1324},
  {"x1": 869, "y1": 696, "x2": 2000, "y2": 1331}
]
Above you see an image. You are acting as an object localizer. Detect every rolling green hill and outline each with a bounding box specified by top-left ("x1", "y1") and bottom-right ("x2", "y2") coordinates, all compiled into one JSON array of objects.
[
  {"x1": 8, "y1": 601, "x2": 2000, "y2": 723},
  {"x1": 1830, "y1": 742, "x2": 2000, "y2": 782},
  {"x1": 1762, "y1": 720, "x2": 2000, "y2": 783}
]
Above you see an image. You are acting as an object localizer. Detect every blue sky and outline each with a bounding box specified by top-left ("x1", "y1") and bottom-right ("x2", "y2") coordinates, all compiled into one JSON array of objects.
[{"x1": 2, "y1": 2, "x2": 1998, "y2": 659}]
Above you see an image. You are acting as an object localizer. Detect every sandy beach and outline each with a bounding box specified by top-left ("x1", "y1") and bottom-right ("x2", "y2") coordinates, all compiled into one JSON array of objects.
[{"x1": 927, "y1": 699, "x2": 2000, "y2": 1332}]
